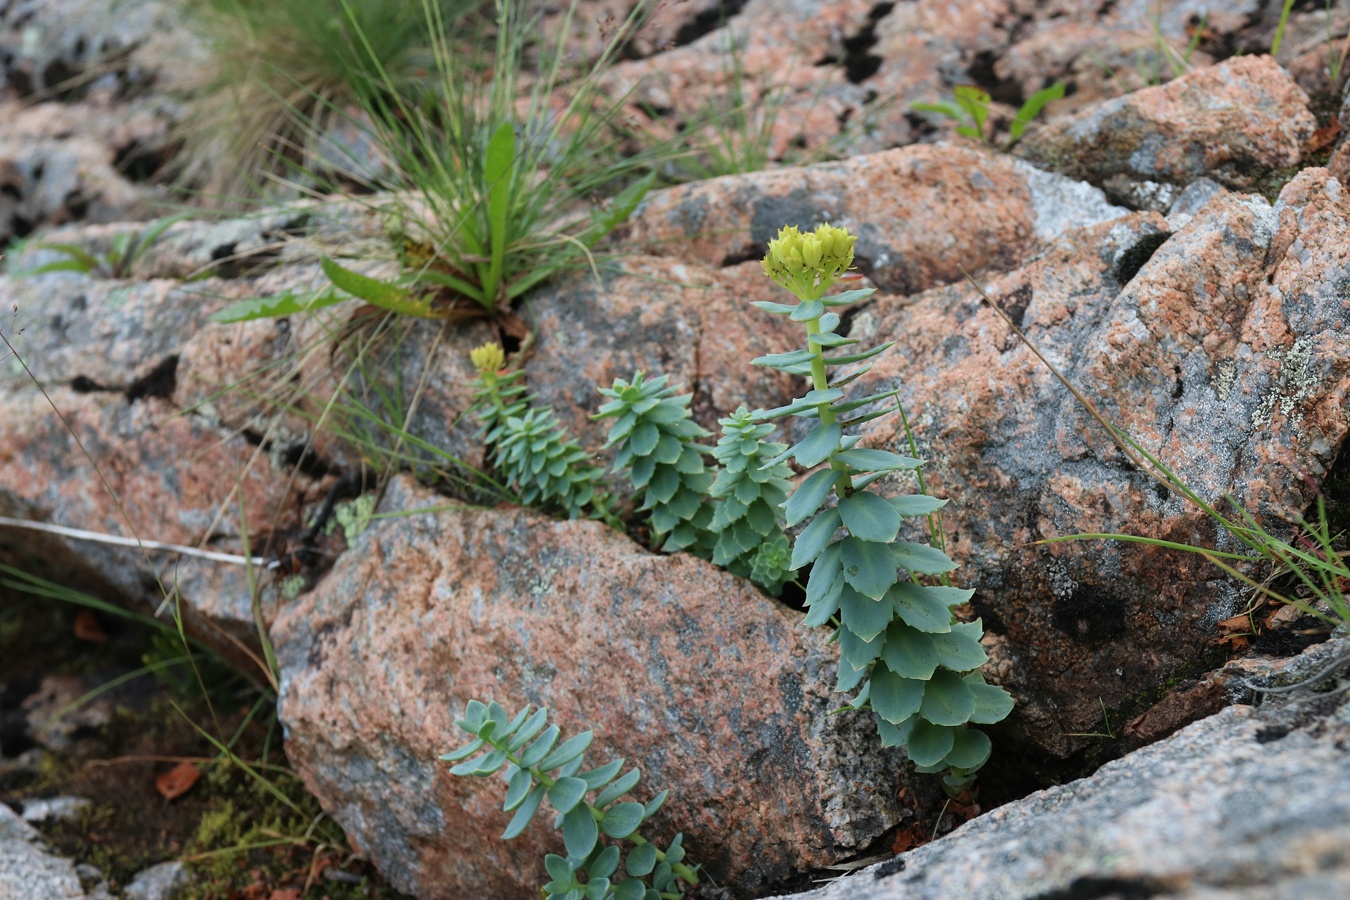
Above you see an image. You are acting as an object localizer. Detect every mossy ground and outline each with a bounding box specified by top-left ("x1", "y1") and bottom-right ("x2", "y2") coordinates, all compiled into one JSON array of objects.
[{"x1": 0, "y1": 588, "x2": 407, "y2": 898}]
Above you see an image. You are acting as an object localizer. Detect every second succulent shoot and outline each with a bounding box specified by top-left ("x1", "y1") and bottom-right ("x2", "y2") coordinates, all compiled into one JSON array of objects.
[{"x1": 755, "y1": 223, "x2": 1013, "y2": 782}]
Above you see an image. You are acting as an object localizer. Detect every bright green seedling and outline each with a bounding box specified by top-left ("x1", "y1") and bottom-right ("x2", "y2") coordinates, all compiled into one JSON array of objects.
[
  {"x1": 708, "y1": 407, "x2": 793, "y2": 594},
  {"x1": 755, "y1": 223, "x2": 1013, "y2": 789},
  {"x1": 441, "y1": 700, "x2": 699, "y2": 900},
  {"x1": 209, "y1": 256, "x2": 443, "y2": 324},
  {"x1": 18, "y1": 214, "x2": 187, "y2": 280},
  {"x1": 471, "y1": 343, "x2": 611, "y2": 521},
  {"x1": 912, "y1": 82, "x2": 1064, "y2": 147},
  {"x1": 595, "y1": 373, "x2": 717, "y2": 555}
]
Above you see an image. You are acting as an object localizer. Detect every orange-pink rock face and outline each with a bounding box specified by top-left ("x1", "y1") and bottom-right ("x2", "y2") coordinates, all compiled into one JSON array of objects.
[{"x1": 273, "y1": 476, "x2": 909, "y2": 898}]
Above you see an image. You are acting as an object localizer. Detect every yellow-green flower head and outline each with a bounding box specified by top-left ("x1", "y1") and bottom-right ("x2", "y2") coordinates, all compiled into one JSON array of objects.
[
  {"x1": 760, "y1": 223, "x2": 856, "y2": 299},
  {"x1": 470, "y1": 342, "x2": 505, "y2": 376}
]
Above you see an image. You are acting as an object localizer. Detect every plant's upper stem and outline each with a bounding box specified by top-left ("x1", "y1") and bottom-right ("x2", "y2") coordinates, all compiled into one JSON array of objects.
[{"x1": 805, "y1": 317, "x2": 855, "y2": 497}]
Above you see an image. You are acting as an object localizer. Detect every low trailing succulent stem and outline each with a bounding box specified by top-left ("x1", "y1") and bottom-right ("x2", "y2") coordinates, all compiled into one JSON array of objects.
[{"x1": 442, "y1": 700, "x2": 698, "y2": 899}]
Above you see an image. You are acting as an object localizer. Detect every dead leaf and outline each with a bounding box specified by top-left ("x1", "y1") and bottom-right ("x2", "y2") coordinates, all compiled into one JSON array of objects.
[
  {"x1": 1264, "y1": 603, "x2": 1304, "y2": 630},
  {"x1": 1217, "y1": 612, "x2": 1252, "y2": 634},
  {"x1": 155, "y1": 762, "x2": 201, "y2": 800},
  {"x1": 73, "y1": 610, "x2": 107, "y2": 643},
  {"x1": 267, "y1": 890, "x2": 301, "y2": 900}
]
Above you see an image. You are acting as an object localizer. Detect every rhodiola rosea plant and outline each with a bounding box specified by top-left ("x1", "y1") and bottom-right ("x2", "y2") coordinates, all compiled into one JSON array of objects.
[{"x1": 754, "y1": 223, "x2": 1013, "y2": 786}]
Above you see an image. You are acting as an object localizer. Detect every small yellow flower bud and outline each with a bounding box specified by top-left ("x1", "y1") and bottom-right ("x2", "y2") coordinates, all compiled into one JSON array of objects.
[
  {"x1": 470, "y1": 342, "x2": 505, "y2": 376},
  {"x1": 760, "y1": 222, "x2": 857, "y2": 299}
]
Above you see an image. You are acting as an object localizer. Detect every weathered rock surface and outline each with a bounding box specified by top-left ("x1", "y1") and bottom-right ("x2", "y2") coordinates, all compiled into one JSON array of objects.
[
  {"x1": 273, "y1": 476, "x2": 909, "y2": 899},
  {"x1": 834, "y1": 168, "x2": 1350, "y2": 755},
  {"x1": 0, "y1": 802, "x2": 91, "y2": 899},
  {"x1": 768, "y1": 637, "x2": 1350, "y2": 900},
  {"x1": 625, "y1": 142, "x2": 1125, "y2": 296},
  {"x1": 1016, "y1": 56, "x2": 1317, "y2": 206}
]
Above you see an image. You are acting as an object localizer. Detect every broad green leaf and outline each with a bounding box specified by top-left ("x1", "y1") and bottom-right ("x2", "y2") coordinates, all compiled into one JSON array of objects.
[
  {"x1": 449, "y1": 751, "x2": 494, "y2": 776},
  {"x1": 879, "y1": 623, "x2": 939, "y2": 680},
  {"x1": 876, "y1": 715, "x2": 917, "y2": 749},
  {"x1": 497, "y1": 704, "x2": 531, "y2": 740},
  {"x1": 545, "y1": 854, "x2": 572, "y2": 882},
  {"x1": 965, "y1": 675, "x2": 1014, "y2": 724},
  {"x1": 463, "y1": 700, "x2": 488, "y2": 728},
  {"x1": 804, "y1": 542, "x2": 843, "y2": 605},
  {"x1": 502, "y1": 783, "x2": 546, "y2": 839},
  {"x1": 600, "y1": 802, "x2": 645, "y2": 839},
  {"x1": 888, "y1": 582, "x2": 954, "y2": 634},
  {"x1": 869, "y1": 665, "x2": 925, "y2": 724},
  {"x1": 785, "y1": 468, "x2": 837, "y2": 527},
  {"x1": 893, "y1": 541, "x2": 957, "y2": 575},
  {"x1": 794, "y1": 423, "x2": 842, "y2": 467},
  {"x1": 612, "y1": 879, "x2": 646, "y2": 900},
  {"x1": 838, "y1": 491, "x2": 902, "y2": 543},
  {"x1": 1010, "y1": 81, "x2": 1066, "y2": 142},
  {"x1": 801, "y1": 575, "x2": 843, "y2": 627},
  {"x1": 520, "y1": 725, "x2": 561, "y2": 767},
  {"x1": 483, "y1": 123, "x2": 516, "y2": 306},
  {"x1": 807, "y1": 330, "x2": 856, "y2": 348},
  {"x1": 539, "y1": 731, "x2": 593, "y2": 771},
  {"x1": 839, "y1": 586, "x2": 894, "y2": 642},
  {"x1": 579, "y1": 759, "x2": 624, "y2": 790},
  {"x1": 321, "y1": 256, "x2": 409, "y2": 307},
  {"x1": 836, "y1": 658, "x2": 868, "y2": 691},
  {"x1": 504, "y1": 767, "x2": 534, "y2": 811},
  {"x1": 906, "y1": 719, "x2": 956, "y2": 767},
  {"x1": 562, "y1": 805, "x2": 599, "y2": 857},
  {"x1": 548, "y1": 776, "x2": 589, "y2": 814},
  {"x1": 840, "y1": 536, "x2": 897, "y2": 600},
  {"x1": 630, "y1": 421, "x2": 659, "y2": 456},
  {"x1": 953, "y1": 85, "x2": 991, "y2": 130},
  {"x1": 919, "y1": 669, "x2": 976, "y2": 725},
  {"x1": 945, "y1": 727, "x2": 992, "y2": 769},
  {"x1": 888, "y1": 494, "x2": 948, "y2": 517},
  {"x1": 595, "y1": 768, "x2": 641, "y2": 807},
  {"x1": 586, "y1": 878, "x2": 611, "y2": 900},
  {"x1": 931, "y1": 622, "x2": 989, "y2": 671},
  {"x1": 834, "y1": 449, "x2": 923, "y2": 473},
  {"x1": 792, "y1": 507, "x2": 842, "y2": 570},
  {"x1": 208, "y1": 289, "x2": 345, "y2": 323},
  {"x1": 471, "y1": 747, "x2": 509, "y2": 776}
]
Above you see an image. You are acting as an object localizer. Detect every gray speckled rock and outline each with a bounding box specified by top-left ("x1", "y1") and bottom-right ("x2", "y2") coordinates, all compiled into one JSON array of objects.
[
  {"x1": 770, "y1": 640, "x2": 1350, "y2": 900},
  {"x1": 273, "y1": 475, "x2": 910, "y2": 899},
  {"x1": 0, "y1": 802, "x2": 88, "y2": 899}
]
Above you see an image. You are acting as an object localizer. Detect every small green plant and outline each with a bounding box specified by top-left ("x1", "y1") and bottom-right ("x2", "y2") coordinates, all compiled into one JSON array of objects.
[
  {"x1": 441, "y1": 700, "x2": 699, "y2": 899},
  {"x1": 595, "y1": 373, "x2": 717, "y2": 555},
  {"x1": 754, "y1": 224, "x2": 1013, "y2": 786},
  {"x1": 209, "y1": 255, "x2": 452, "y2": 323},
  {"x1": 708, "y1": 407, "x2": 793, "y2": 594},
  {"x1": 912, "y1": 82, "x2": 1065, "y2": 148},
  {"x1": 470, "y1": 342, "x2": 612, "y2": 521},
  {"x1": 18, "y1": 215, "x2": 186, "y2": 279}
]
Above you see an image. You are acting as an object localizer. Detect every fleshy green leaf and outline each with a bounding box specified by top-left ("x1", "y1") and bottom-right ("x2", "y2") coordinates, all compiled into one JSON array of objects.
[
  {"x1": 600, "y1": 802, "x2": 645, "y2": 839},
  {"x1": 438, "y1": 737, "x2": 484, "y2": 762},
  {"x1": 888, "y1": 494, "x2": 948, "y2": 517},
  {"x1": 579, "y1": 759, "x2": 624, "y2": 791},
  {"x1": 520, "y1": 725, "x2": 561, "y2": 767},
  {"x1": 508, "y1": 708, "x2": 550, "y2": 751},
  {"x1": 627, "y1": 842, "x2": 657, "y2": 876},
  {"x1": 820, "y1": 287, "x2": 876, "y2": 306},
  {"x1": 793, "y1": 423, "x2": 842, "y2": 467},
  {"x1": 791, "y1": 299, "x2": 825, "y2": 320},
  {"x1": 548, "y1": 776, "x2": 589, "y2": 814},
  {"x1": 834, "y1": 449, "x2": 923, "y2": 472},
  {"x1": 839, "y1": 586, "x2": 895, "y2": 642},
  {"x1": 612, "y1": 879, "x2": 646, "y2": 900},
  {"x1": 643, "y1": 790, "x2": 668, "y2": 819},
  {"x1": 790, "y1": 507, "x2": 841, "y2": 571},
  {"x1": 539, "y1": 731, "x2": 594, "y2": 771},
  {"x1": 838, "y1": 491, "x2": 902, "y2": 543},
  {"x1": 892, "y1": 541, "x2": 957, "y2": 575},
  {"x1": 906, "y1": 719, "x2": 956, "y2": 767},
  {"x1": 504, "y1": 767, "x2": 534, "y2": 811},
  {"x1": 879, "y1": 622, "x2": 939, "y2": 680},
  {"x1": 838, "y1": 624, "x2": 884, "y2": 670},
  {"x1": 592, "y1": 845, "x2": 621, "y2": 880},
  {"x1": 502, "y1": 783, "x2": 547, "y2": 839},
  {"x1": 945, "y1": 727, "x2": 992, "y2": 769},
  {"x1": 966, "y1": 675, "x2": 1015, "y2": 724},
  {"x1": 785, "y1": 468, "x2": 837, "y2": 527},
  {"x1": 595, "y1": 768, "x2": 642, "y2": 808},
  {"x1": 932, "y1": 622, "x2": 989, "y2": 671},
  {"x1": 840, "y1": 536, "x2": 898, "y2": 600},
  {"x1": 919, "y1": 669, "x2": 977, "y2": 726},
  {"x1": 869, "y1": 665, "x2": 925, "y2": 724},
  {"x1": 562, "y1": 805, "x2": 599, "y2": 857},
  {"x1": 888, "y1": 582, "x2": 954, "y2": 634}
]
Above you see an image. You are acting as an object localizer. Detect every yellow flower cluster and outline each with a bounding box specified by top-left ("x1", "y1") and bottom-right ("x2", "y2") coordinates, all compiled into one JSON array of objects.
[
  {"x1": 760, "y1": 223, "x2": 856, "y2": 299},
  {"x1": 470, "y1": 342, "x2": 505, "y2": 376}
]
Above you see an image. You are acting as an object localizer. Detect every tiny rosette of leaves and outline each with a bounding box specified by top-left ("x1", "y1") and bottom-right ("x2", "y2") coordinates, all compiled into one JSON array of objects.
[
  {"x1": 708, "y1": 407, "x2": 793, "y2": 594},
  {"x1": 440, "y1": 700, "x2": 699, "y2": 899},
  {"x1": 595, "y1": 373, "x2": 717, "y2": 554},
  {"x1": 753, "y1": 236, "x2": 1013, "y2": 775},
  {"x1": 471, "y1": 349, "x2": 608, "y2": 521}
]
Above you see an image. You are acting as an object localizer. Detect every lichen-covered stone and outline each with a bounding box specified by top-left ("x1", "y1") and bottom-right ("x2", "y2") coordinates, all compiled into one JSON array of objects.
[{"x1": 273, "y1": 476, "x2": 909, "y2": 899}]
